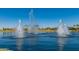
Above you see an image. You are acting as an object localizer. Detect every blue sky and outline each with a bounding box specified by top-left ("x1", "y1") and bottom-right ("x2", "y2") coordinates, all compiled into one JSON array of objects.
[{"x1": 0, "y1": 8, "x2": 79, "y2": 28}]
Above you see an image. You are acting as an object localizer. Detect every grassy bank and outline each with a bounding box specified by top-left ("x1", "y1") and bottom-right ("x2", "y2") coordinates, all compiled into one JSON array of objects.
[{"x1": 0, "y1": 29, "x2": 79, "y2": 32}]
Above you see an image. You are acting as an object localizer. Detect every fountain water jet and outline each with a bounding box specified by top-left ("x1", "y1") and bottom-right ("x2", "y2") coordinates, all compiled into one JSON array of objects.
[
  {"x1": 57, "y1": 19, "x2": 70, "y2": 37},
  {"x1": 16, "y1": 19, "x2": 24, "y2": 38},
  {"x1": 28, "y1": 9, "x2": 39, "y2": 35}
]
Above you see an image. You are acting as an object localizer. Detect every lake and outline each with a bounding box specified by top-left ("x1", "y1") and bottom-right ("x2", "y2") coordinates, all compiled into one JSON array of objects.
[{"x1": 0, "y1": 32, "x2": 79, "y2": 51}]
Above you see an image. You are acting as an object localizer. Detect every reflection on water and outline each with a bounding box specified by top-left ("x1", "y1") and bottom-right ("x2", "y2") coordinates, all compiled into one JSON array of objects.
[
  {"x1": 58, "y1": 37, "x2": 67, "y2": 51},
  {"x1": 16, "y1": 35, "x2": 37, "y2": 50},
  {"x1": 27, "y1": 36, "x2": 37, "y2": 50},
  {"x1": 3, "y1": 32, "x2": 14, "y2": 37},
  {"x1": 16, "y1": 38, "x2": 24, "y2": 50}
]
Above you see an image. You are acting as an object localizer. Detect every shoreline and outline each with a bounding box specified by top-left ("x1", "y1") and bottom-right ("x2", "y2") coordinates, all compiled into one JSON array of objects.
[{"x1": 0, "y1": 29, "x2": 78, "y2": 32}]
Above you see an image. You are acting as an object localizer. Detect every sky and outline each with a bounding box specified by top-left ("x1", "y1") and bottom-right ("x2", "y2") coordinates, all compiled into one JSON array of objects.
[{"x1": 0, "y1": 8, "x2": 79, "y2": 28}]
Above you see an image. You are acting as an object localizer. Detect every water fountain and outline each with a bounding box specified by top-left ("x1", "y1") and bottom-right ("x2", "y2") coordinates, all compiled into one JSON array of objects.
[
  {"x1": 16, "y1": 19, "x2": 24, "y2": 38},
  {"x1": 28, "y1": 9, "x2": 39, "y2": 35},
  {"x1": 57, "y1": 19, "x2": 70, "y2": 37}
]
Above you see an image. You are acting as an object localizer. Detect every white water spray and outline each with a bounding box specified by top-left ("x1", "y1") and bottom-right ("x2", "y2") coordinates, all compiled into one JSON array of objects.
[
  {"x1": 28, "y1": 9, "x2": 39, "y2": 34},
  {"x1": 57, "y1": 19, "x2": 70, "y2": 37},
  {"x1": 16, "y1": 19, "x2": 24, "y2": 38}
]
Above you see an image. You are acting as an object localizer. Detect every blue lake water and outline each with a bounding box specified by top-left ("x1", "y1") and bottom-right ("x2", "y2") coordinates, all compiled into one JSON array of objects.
[{"x1": 0, "y1": 32, "x2": 79, "y2": 51}]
